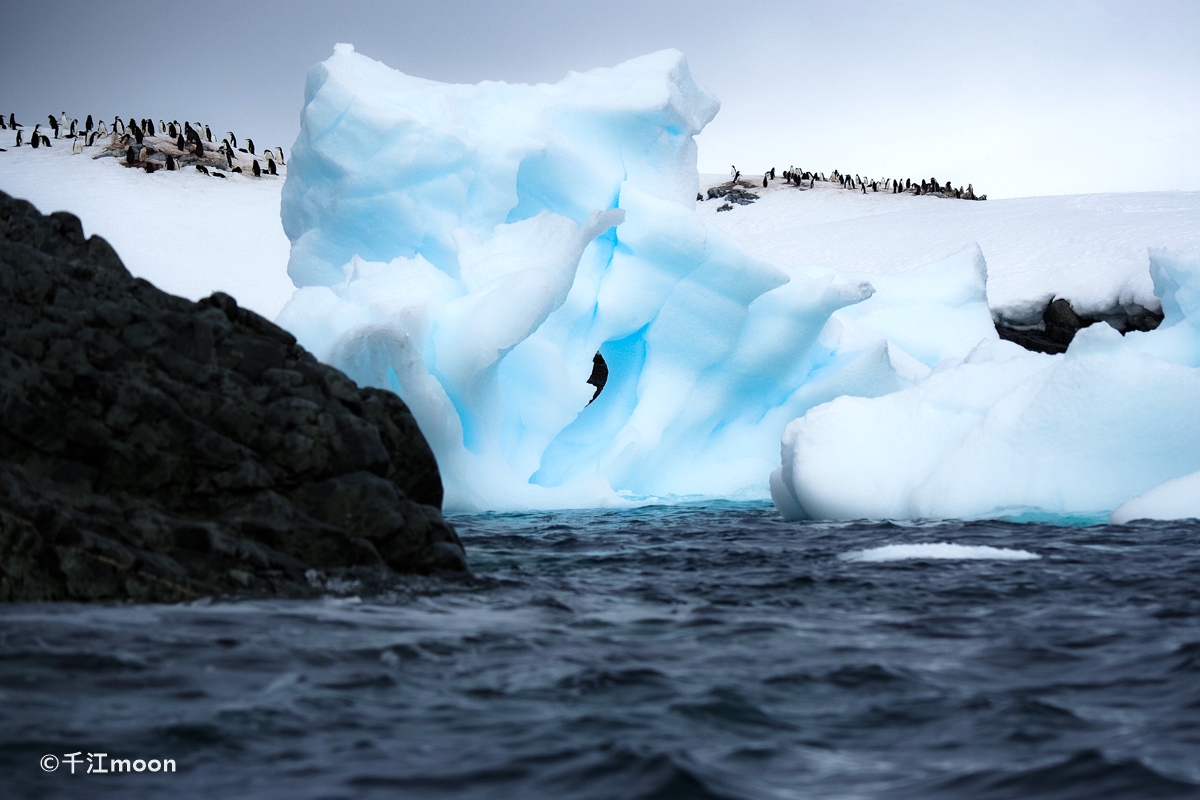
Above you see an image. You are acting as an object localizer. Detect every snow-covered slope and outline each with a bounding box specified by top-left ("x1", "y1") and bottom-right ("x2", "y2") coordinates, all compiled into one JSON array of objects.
[
  {"x1": 0, "y1": 128, "x2": 293, "y2": 320},
  {"x1": 699, "y1": 175, "x2": 1200, "y2": 323}
]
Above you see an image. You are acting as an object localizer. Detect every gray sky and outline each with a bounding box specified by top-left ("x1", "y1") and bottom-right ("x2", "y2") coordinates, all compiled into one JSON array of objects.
[{"x1": 2, "y1": 0, "x2": 1198, "y2": 198}]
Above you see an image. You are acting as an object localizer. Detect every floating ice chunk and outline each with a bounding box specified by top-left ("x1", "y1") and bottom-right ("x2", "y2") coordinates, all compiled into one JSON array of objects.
[
  {"x1": 841, "y1": 543, "x2": 1040, "y2": 562},
  {"x1": 1110, "y1": 470, "x2": 1200, "y2": 523},
  {"x1": 775, "y1": 251, "x2": 1200, "y2": 521}
]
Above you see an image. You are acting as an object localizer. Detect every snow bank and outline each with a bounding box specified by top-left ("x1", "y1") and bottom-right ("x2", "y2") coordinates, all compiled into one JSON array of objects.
[
  {"x1": 773, "y1": 250, "x2": 1200, "y2": 521},
  {"x1": 278, "y1": 46, "x2": 905, "y2": 511},
  {"x1": 0, "y1": 129, "x2": 293, "y2": 320},
  {"x1": 1110, "y1": 471, "x2": 1200, "y2": 523},
  {"x1": 841, "y1": 543, "x2": 1040, "y2": 562},
  {"x1": 700, "y1": 177, "x2": 1200, "y2": 324}
]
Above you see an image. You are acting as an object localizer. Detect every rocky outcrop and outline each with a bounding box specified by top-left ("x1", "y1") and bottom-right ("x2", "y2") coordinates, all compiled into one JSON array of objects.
[
  {"x1": 706, "y1": 182, "x2": 759, "y2": 206},
  {"x1": 0, "y1": 190, "x2": 466, "y2": 602},
  {"x1": 996, "y1": 297, "x2": 1164, "y2": 355}
]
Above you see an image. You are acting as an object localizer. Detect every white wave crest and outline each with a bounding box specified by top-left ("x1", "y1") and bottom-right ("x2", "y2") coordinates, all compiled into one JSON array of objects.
[{"x1": 841, "y1": 542, "x2": 1040, "y2": 562}]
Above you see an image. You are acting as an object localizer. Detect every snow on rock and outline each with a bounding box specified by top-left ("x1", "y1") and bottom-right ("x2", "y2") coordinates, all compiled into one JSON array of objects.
[
  {"x1": 699, "y1": 177, "x2": 1200, "y2": 325},
  {"x1": 840, "y1": 543, "x2": 1040, "y2": 562},
  {"x1": 277, "y1": 45, "x2": 905, "y2": 511},
  {"x1": 1110, "y1": 471, "x2": 1200, "y2": 523},
  {"x1": 0, "y1": 128, "x2": 294, "y2": 320},
  {"x1": 772, "y1": 250, "x2": 1200, "y2": 522}
]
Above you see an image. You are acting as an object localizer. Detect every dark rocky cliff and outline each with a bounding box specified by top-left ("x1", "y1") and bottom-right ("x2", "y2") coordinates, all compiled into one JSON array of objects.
[{"x1": 0, "y1": 190, "x2": 465, "y2": 602}]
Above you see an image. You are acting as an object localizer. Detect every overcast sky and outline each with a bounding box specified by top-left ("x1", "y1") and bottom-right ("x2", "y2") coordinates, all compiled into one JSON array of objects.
[{"x1": 2, "y1": 0, "x2": 1197, "y2": 198}]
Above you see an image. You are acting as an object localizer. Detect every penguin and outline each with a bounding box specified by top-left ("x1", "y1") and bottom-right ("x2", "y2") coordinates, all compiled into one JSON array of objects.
[
  {"x1": 696, "y1": 192, "x2": 703, "y2": 201},
  {"x1": 69, "y1": 119, "x2": 77, "y2": 137},
  {"x1": 231, "y1": 166, "x2": 242, "y2": 173},
  {"x1": 268, "y1": 158, "x2": 277, "y2": 175},
  {"x1": 126, "y1": 146, "x2": 135, "y2": 165},
  {"x1": 264, "y1": 148, "x2": 274, "y2": 163},
  {"x1": 176, "y1": 134, "x2": 186, "y2": 152},
  {"x1": 167, "y1": 122, "x2": 176, "y2": 138},
  {"x1": 275, "y1": 147, "x2": 284, "y2": 165},
  {"x1": 227, "y1": 131, "x2": 237, "y2": 148},
  {"x1": 9, "y1": 114, "x2": 19, "y2": 128},
  {"x1": 195, "y1": 164, "x2": 210, "y2": 175},
  {"x1": 138, "y1": 146, "x2": 147, "y2": 162},
  {"x1": 159, "y1": 119, "x2": 166, "y2": 134},
  {"x1": 211, "y1": 171, "x2": 226, "y2": 179},
  {"x1": 252, "y1": 159, "x2": 261, "y2": 177},
  {"x1": 144, "y1": 162, "x2": 156, "y2": 173},
  {"x1": 224, "y1": 148, "x2": 233, "y2": 170},
  {"x1": 97, "y1": 120, "x2": 107, "y2": 136},
  {"x1": 204, "y1": 125, "x2": 212, "y2": 142},
  {"x1": 31, "y1": 123, "x2": 41, "y2": 143},
  {"x1": 763, "y1": 175, "x2": 768, "y2": 188},
  {"x1": 72, "y1": 137, "x2": 83, "y2": 154},
  {"x1": 86, "y1": 114, "x2": 93, "y2": 132},
  {"x1": 246, "y1": 138, "x2": 255, "y2": 155},
  {"x1": 165, "y1": 153, "x2": 176, "y2": 170},
  {"x1": 48, "y1": 115, "x2": 59, "y2": 138},
  {"x1": 0, "y1": 116, "x2": 6, "y2": 130},
  {"x1": 59, "y1": 112, "x2": 68, "y2": 134},
  {"x1": 132, "y1": 124, "x2": 144, "y2": 144},
  {"x1": 146, "y1": 119, "x2": 155, "y2": 136},
  {"x1": 861, "y1": 183, "x2": 866, "y2": 194},
  {"x1": 14, "y1": 129, "x2": 22, "y2": 147}
]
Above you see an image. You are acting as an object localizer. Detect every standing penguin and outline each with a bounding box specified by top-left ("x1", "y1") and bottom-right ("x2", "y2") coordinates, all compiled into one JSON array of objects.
[
  {"x1": 252, "y1": 158, "x2": 261, "y2": 177},
  {"x1": 14, "y1": 129, "x2": 22, "y2": 147},
  {"x1": 227, "y1": 131, "x2": 237, "y2": 148},
  {"x1": 8, "y1": 114, "x2": 19, "y2": 128},
  {"x1": 48, "y1": 115, "x2": 59, "y2": 138},
  {"x1": 72, "y1": 136, "x2": 83, "y2": 154},
  {"x1": 86, "y1": 114, "x2": 93, "y2": 132},
  {"x1": 126, "y1": 146, "x2": 136, "y2": 165},
  {"x1": 763, "y1": 175, "x2": 768, "y2": 188},
  {"x1": 69, "y1": 119, "x2": 77, "y2": 137},
  {"x1": 275, "y1": 146, "x2": 284, "y2": 165},
  {"x1": 204, "y1": 125, "x2": 212, "y2": 142},
  {"x1": 246, "y1": 138, "x2": 255, "y2": 155},
  {"x1": 166, "y1": 153, "x2": 176, "y2": 170},
  {"x1": 267, "y1": 159, "x2": 277, "y2": 175},
  {"x1": 97, "y1": 119, "x2": 107, "y2": 136}
]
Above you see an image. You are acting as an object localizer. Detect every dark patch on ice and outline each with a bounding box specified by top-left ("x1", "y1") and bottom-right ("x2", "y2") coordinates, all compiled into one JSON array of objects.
[
  {"x1": 586, "y1": 352, "x2": 608, "y2": 405},
  {"x1": 996, "y1": 298, "x2": 1164, "y2": 354}
]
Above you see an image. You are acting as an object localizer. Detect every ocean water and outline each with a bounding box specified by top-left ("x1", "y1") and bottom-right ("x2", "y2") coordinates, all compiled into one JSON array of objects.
[{"x1": 3, "y1": 504, "x2": 1200, "y2": 799}]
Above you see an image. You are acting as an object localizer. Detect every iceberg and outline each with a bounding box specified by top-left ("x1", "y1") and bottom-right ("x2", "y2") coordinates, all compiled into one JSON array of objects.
[
  {"x1": 278, "y1": 45, "x2": 898, "y2": 510},
  {"x1": 772, "y1": 250, "x2": 1200, "y2": 521}
]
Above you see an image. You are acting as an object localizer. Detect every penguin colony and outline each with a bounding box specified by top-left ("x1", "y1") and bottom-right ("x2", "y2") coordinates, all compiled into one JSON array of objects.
[
  {"x1": 704, "y1": 165, "x2": 988, "y2": 210},
  {"x1": 0, "y1": 111, "x2": 286, "y2": 179},
  {"x1": 715, "y1": 164, "x2": 986, "y2": 203}
]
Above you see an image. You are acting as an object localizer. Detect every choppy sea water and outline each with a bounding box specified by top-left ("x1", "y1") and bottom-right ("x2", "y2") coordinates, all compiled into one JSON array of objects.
[{"x1": 3, "y1": 504, "x2": 1200, "y2": 799}]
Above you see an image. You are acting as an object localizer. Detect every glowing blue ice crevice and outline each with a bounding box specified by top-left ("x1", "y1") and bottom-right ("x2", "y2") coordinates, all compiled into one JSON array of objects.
[{"x1": 278, "y1": 44, "x2": 907, "y2": 511}]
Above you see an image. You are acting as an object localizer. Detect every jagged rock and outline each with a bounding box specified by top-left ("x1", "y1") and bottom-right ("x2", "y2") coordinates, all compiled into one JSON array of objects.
[{"x1": 0, "y1": 190, "x2": 466, "y2": 602}]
